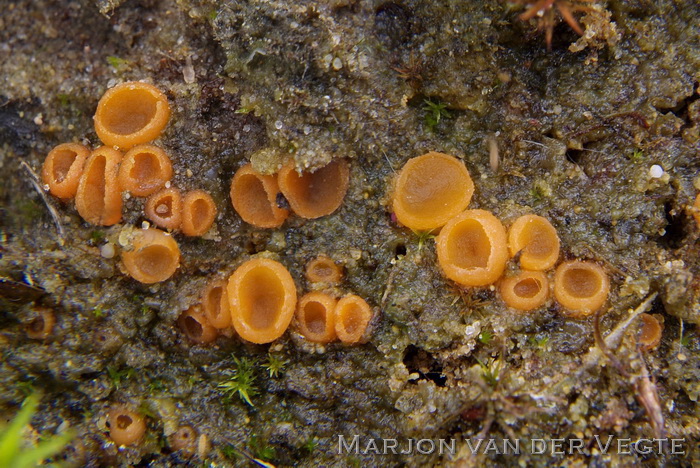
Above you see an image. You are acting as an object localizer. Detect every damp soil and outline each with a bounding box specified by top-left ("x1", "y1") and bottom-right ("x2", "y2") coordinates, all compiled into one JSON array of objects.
[{"x1": 0, "y1": 0, "x2": 699, "y2": 466}]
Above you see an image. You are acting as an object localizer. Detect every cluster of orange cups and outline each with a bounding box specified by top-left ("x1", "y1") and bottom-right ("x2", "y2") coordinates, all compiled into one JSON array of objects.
[
  {"x1": 179, "y1": 256, "x2": 373, "y2": 346},
  {"x1": 391, "y1": 151, "x2": 611, "y2": 317},
  {"x1": 229, "y1": 159, "x2": 350, "y2": 228},
  {"x1": 41, "y1": 81, "x2": 218, "y2": 284}
]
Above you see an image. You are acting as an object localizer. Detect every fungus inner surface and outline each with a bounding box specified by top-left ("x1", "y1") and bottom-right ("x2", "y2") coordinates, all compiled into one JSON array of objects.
[
  {"x1": 207, "y1": 286, "x2": 223, "y2": 319},
  {"x1": 184, "y1": 316, "x2": 203, "y2": 338},
  {"x1": 448, "y1": 220, "x2": 491, "y2": 269},
  {"x1": 52, "y1": 149, "x2": 78, "y2": 182},
  {"x1": 116, "y1": 414, "x2": 134, "y2": 430},
  {"x1": 240, "y1": 267, "x2": 285, "y2": 329},
  {"x1": 83, "y1": 156, "x2": 107, "y2": 214},
  {"x1": 313, "y1": 264, "x2": 332, "y2": 278},
  {"x1": 402, "y1": 161, "x2": 464, "y2": 211},
  {"x1": 514, "y1": 278, "x2": 542, "y2": 298},
  {"x1": 295, "y1": 163, "x2": 339, "y2": 206},
  {"x1": 131, "y1": 151, "x2": 160, "y2": 182},
  {"x1": 134, "y1": 245, "x2": 175, "y2": 277},
  {"x1": 191, "y1": 198, "x2": 209, "y2": 227},
  {"x1": 239, "y1": 174, "x2": 274, "y2": 222},
  {"x1": 104, "y1": 90, "x2": 157, "y2": 135},
  {"x1": 342, "y1": 304, "x2": 362, "y2": 334},
  {"x1": 563, "y1": 268, "x2": 600, "y2": 297},
  {"x1": 155, "y1": 197, "x2": 174, "y2": 216},
  {"x1": 524, "y1": 224, "x2": 553, "y2": 257},
  {"x1": 304, "y1": 301, "x2": 327, "y2": 334},
  {"x1": 28, "y1": 317, "x2": 45, "y2": 333}
]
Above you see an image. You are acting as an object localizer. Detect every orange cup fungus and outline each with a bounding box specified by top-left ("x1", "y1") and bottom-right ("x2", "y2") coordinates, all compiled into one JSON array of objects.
[
  {"x1": 436, "y1": 209, "x2": 509, "y2": 287},
  {"x1": 121, "y1": 228, "x2": 180, "y2": 284},
  {"x1": 178, "y1": 305, "x2": 218, "y2": 344},
  {"x1": 638, "y1": 313, "x2": 663, "y2": 351},
  {"x1": 117, "y1": 144, "x2": 173, "y2": 197},
  {"x1": 278, "y1": 159, "x2": 350, "y2": 219},
  {"x1": 227, "y1": 258, "x2": 297, "y2": 344},
  {"x1": 26, "y1": 307, "x2": 56, "y2": 340},
  {"x1": 230, "y1": 164, "x2": 289, "y2": 228},
  {"x1": 508, "y1": 214, "x2": 560, "y2": 271},
  {"x1": 107, "y1": 407, "x2": 146, "y2": 446},
  {"x1": 41, "y1": 142, "x2": 90, "y2": 199},
  {"x1": 75, "y1": 146, "x2": 123, "y2": 226},
  {"x1": 145, "y1": 187, "x2": 182, "y2": 231},
  {"x1": 201, "y1": 279, "x2": 231, "y2": 329},
  {"x1": 305, "y1": 255, "x2": 343, "y2": 284},
  {"x1": 391, "y1": 152, "x2": 474, "y2": 231},
  {"x1": 553, "y1": 260, "x2": 610, "y2": 316},
  {"x1": 334, "y1": 294, "x2": 373, "y2": 344},
  {"x1": 170, "y1": 426, "x2": 197, "y2": 454},
  {"x1": 499, "y1": 270, "x2": 549, "y2": 311},
  {"x1": 296, "y1": 291, "x2": 337, "y2": 343},
  {"x1": 94, "y1": 81, "x2": 171, "y2": 150},
  {"x1": 182, "y1": 190, "x2": 217, "y2": 236}
]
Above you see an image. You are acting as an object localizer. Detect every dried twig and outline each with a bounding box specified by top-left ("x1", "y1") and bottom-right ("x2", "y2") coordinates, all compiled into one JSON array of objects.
[{"x1": 19, "y1": 159, "x2": 65, "y2": 243}]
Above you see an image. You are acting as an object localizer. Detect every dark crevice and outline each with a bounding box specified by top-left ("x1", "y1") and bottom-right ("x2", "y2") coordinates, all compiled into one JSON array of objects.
[
  {"x1": 394, "y1": 242, "x2": 406, "y2": 258},
  {"x1": 658, "y1": 201, "x2": 686, "y2": 249},
  {"x1": 402, "y1": 345, "x2": 447, "y2": 387}
]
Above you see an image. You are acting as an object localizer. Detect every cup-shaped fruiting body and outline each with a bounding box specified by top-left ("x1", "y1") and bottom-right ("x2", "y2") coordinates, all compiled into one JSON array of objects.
[
  {"x1": 499, "y1": 271, "x2": 549, "y2": 311},
  {"x1": 121, "y1": 228, "x2": 180, "y2": 283},
  {"x1": 278, "y1": 159, "x2": 350, "y2": 219},
  {"x1": 227, "y1": 258, "x2": 297, "y2": 344},
  {"x1": 296, "y1": 292, "x2": 337, "y2": 343},
  {"x1": 41, "y1": 142, "x2": 90, "y2": 199},
  {"x1": 508, "y1": 214, "x2": 560, "y2": 271},
  {"x1": 107, "y1": 407, "x2": 146, "y2": 446},
  {"x1": 94, "y1": 81, "x2": 171, "y2": 149},
  {"x1": 436, "y1": 209, "x2": 509, "y2": 287},
  {"x1": 305, "y1": 255, "x2": 343, "y2": 284},
  {"x1": 117, "y1": 144, "x2": 173, "y2": 197},
  {"x1": 392, "y1": 152, "x2": 474, "y2": 231},
  {"x1": 202, "y1": 279, "x2": 231, "y2": 329},
  {"x1": 26, "y1": 307, "x2": 56, "y2": 340},
  {"x1": 145, "y1": 187, "x2": 182, "y2": 230},
  {"x1": 335, "y1": 295, "x2": 372, "y2": 344},
  {"x1": 178, "y1": 306, "x2": 218, "y2": 344},
  {"x1": 230, "y1": 164, "x2": 289, "y2": 228},
  {"x1": 170, "y1": 426, "x2": 197, "y2": 454},
  {"x1": 75, "y1": 146, "x2": 123, "y2": 226},
  {"x1": 553, "y1": 260, "x2": 610, "y2": 316},
  {"x1": 638, "y1": 313, "x2": 663, "y2": 351},
  {"x1": 182, "y1": 190, "x2": 217, "y2": 236}
]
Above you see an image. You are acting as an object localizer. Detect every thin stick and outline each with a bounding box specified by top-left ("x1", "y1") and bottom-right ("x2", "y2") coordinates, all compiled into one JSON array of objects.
[{"x1": 20, "y1": 159, "x2": 65, "y2": 243}]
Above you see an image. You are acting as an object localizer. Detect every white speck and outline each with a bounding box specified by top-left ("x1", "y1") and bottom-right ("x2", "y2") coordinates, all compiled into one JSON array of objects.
[
  {"x1": 332, "y1": 57, "x2": 343, "y2": 70},
  {"x1": 183, "y1": 56, "x2": 196, "y2": 84},
  {"x1": 124, "y1": 192, "x2": 131, "y2": 200},
  {"x1": 186, "y1": 169, "x2": 193, "y2": 177},
  {"x1": 243, "y1": 125, "x2": 251, "y2": 133},
  {"x1": 42, "y1": 183, "x2": 50, "y2": 191},
  {"x1": 649, "y1": 164, "x2": 664, "y2": 178},
  {"x1": 303, "y1": 125, "x2": 311, "y2": 135},
  {"x1": 33, "y1": 113, "x2": 43, "y2": 125},
  {"x1": 100, "y1": 243, "x2": 116, "y2": 259},
  {"x1": 275, "y1": 120, "x2": 283, "y2": 130},
  {"x1": 165, "y1": 181, "x2": 171, "y2": 188},
  {"x1": 141, "y1": 221, "x2": 150, "y2": 229}
]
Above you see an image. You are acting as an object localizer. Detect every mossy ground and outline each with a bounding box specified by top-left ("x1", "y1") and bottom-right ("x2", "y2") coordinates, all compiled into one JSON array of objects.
[{"x1": 0, "y1": 0, "x2": 699, "y2": 466}]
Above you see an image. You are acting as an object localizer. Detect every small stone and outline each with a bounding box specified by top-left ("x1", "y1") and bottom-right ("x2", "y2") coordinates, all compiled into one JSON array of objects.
[
  {"x1": 100, "y1": 243, "x2": 116, "y2": 259},
  {"x1": 649, "y1": 165, "x2": 664, "y2": 178}
]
